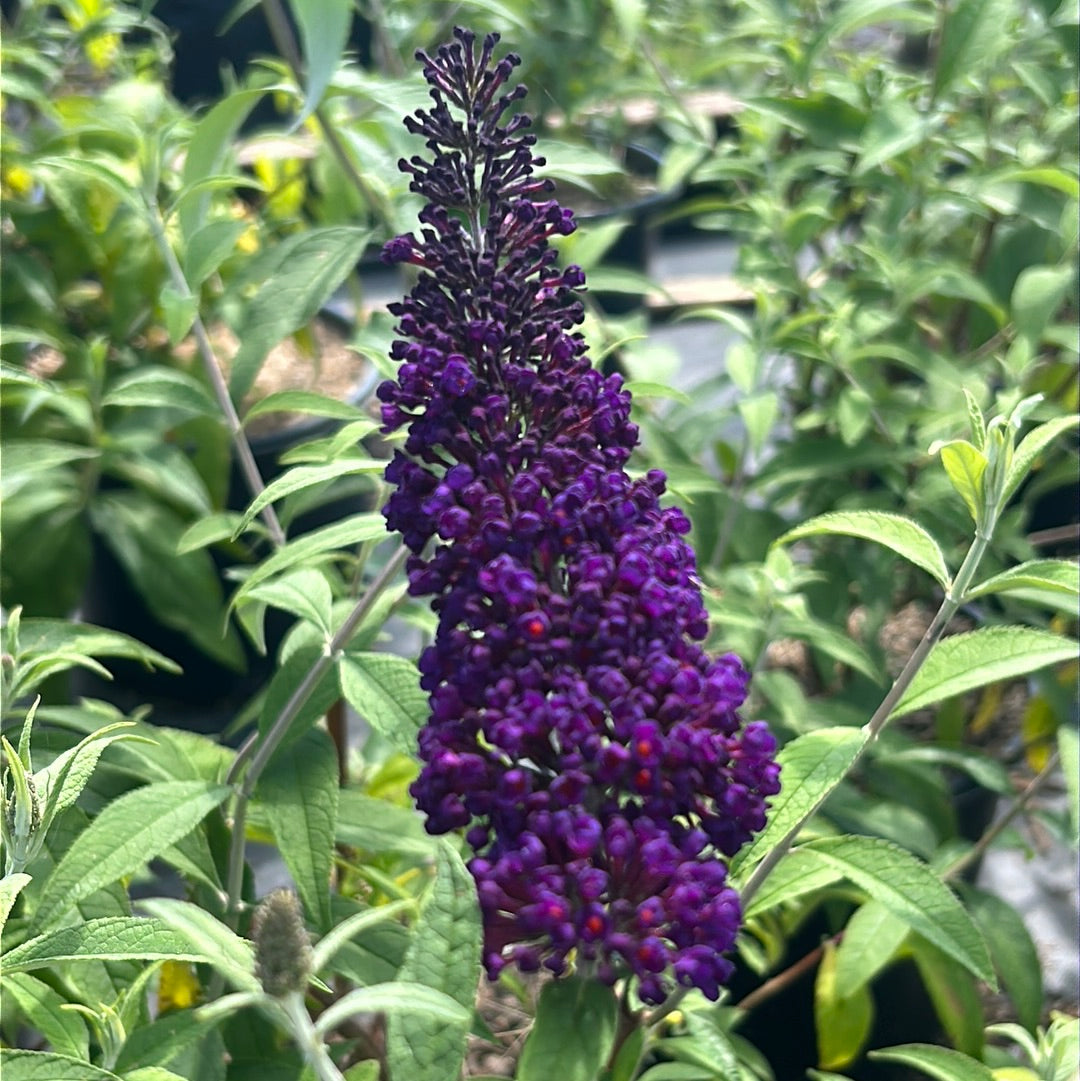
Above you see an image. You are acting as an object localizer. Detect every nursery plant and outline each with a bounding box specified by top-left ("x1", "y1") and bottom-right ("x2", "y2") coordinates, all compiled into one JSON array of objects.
[{"x1": 1, "y1": 13, "x2": 1078, "y2": 1081}]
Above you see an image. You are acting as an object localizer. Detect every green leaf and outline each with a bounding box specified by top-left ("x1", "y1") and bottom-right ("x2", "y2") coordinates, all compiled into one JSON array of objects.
[
  {"x1": 815, "y1": 939, "x2": 875, "y2": 1070},
  {"x1": 743, "y1": 848, "x2": 842, "y2": 918},
  {"x1": 868, "y1": 1043, "x2": 994, "y2": 1080},
  {"x1": 336, "y1": 790, "x2": 434, "y2": 857},
  {"x1": 257, "y1": 727, "x2": 339, "y2": 932},
  {"x1": 739, "y1": 391, "x2": 780, "y2": 456},
  {"x1": 636, "y1": 1065, "x2": 713, "y2": 1081},
  {"x1": 243, "y1": 568, "x2": 334, "y2": 634},
  {"x1": 136, "y1": 898, "x2": 259, "y2": 993},
  {"x1": 623, "y1": 380, "x2": 693, "y2": 405},
  {"x1": 314, "y1": 981, "x2": 471, "y2": 1039},
  {"x1": 289, "y1": 0, "x2": 353, "y2": 126},
  {"x1": 802, "y1": 837, "x2": 994, "y2": 985},
  {"x1": 339, "y1": 652, "x2": 428, "y2": 754},
  {"x1": 1059, "y1": 723, "x2": 1079, "y2": 843},
  {"x1": 160, "y1": 285, "x2": 198, "y2": 346},
  {"x1": 908, "y1": 934, "x2": 984, "y2": 1056},
  {"x1": 965, "y1": 559, "x2": 1080, "y2": 601},
  {"x1": 1, "y1": 917, "x2": 212, "y2": 973},
  {"x1": 933, "y1": 0, "x2": 1010, "y2": 100},
  {"x1": 178, "y1": 88, "x2": 267, "y2": 240},
  {"x1": 183, "y1": 219, "x2": 246, "y2": 288},
  {"x1": 176, "y1": 512, "x2": 246, "y2": 554},
  {"x1": 1001, "y1": 415, "x2": 1080, "y2": 506},
  {"x1": 777, "y1": 511, "x2": 951, "y2": 589},
  {"x1": 834, "y1": 899, "x2": 910, "y2": 997},
  {"x1": 965, "y1": 888, "x2": 1042, "y2": 1033},
  {"x1": 310, "y1": 899, "x2": 413, "y2": 974},
  {"x1": 34, "y1": 722, "x2": 146, "y2": 827},
  {"x1": 0, "y1": 873, "x2": 32, "y2": 935},
  {"x1": 115, "y1": 1006, "x2": 225, "y2": 1074},
  {"x1": 32, "y1": 781, "x2": 230, "y2": 930},
  {"x1": 17, "y1": 620, "x2": 179, "y2": 676},
  {"x1": 0, "y1": 1049, "x2": 122, "y2": 1080},
  {"x1": 732, "y1": 727, "x2": 865, "y2": 877},
  {"x1": 102, "y1": 368, "x2": 217, "y2": 418},
  {"x1": 385, "y1": 840, "x2": 481, "y2": 1081},
  {"x1": 516, "y1": 977, "x2": 618, "y2": 1081},
  {"x1": 228, "y1": 227, "x2": 373, "y2": 402},
  {"x1": 1011, "y1": 265, "x2": 1075, "y2": 344},
  {"x1": 244, "y1": 389, "x2": 374, "y2": 424},
  {"x1": 0, "y1": 441, "x2": 98, "y2": 497},
  {"x1": 936, "y1": 440, "x2": 988, "y2": 523},
  {"x1": 891, "y1": 627, "x2": 1078, "y2": 718},
  {"x1": 90, "y1": 494, "x2": 245, "y2": 670},
  {"x1": 231, "y1": 513, "x2": 387, "y2": 606},
  {"x1": 2, "y1": 974, "x2": 90, "y2": 1059},
  {"x1": 234, "y1": 458, "x2": 385, "y2": 535}
]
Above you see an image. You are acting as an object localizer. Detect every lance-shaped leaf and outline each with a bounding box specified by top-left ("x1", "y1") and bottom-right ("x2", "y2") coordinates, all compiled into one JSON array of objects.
[
  {"x1": 339, "y1": 652, "x2": 429, "y2": 754},
  {"x1": 233, "y1": 458, "x2": 386, "y2": 536},
  {"x1": 384, "y1": 840, "x2": 481, "y2": 1081},
  {"x1": 314, "y1": 982, "x2": 471, "y2": 1039},
  {"x1": 257, "y1": 728, "x2": 339, "y2": 932},
  {"x1": 136, "y1": 897, "x2": 259, "y2": 992},
  {"x1": 1001, "y1": 414, "x2": 1080, "y2": 506},
  {"x1": 801, "y1": 837, "x2": 994, "y2": 985},
  {"x1": 731, "y1": 727, "x2": 865, "y2": 878},
  {"x1": 32, "y1": 781, "x2": 229, "y2": 930},
  {"x1": 1, "y1": 917, "x2": 213, "y2": 973},
  {"x1": 2, "y1": 974, "x2": 90, "y2": 1059},
  {"x1": 777, "y1": 511, "x2": 951, "y2": 589},
  {"x1": 891, "y1": 627, "x2": 1077, "y2": 718},
  {"x1": 815, "y1": 939, "x2": 875, "y2": 1071},
  {"x1": 963, "y1": 559, "x2": 1080, "y2": 601},
  {"x1": 834, "y1": 899, "x2": 910, "y2": 998},
  {"x1": 868, "y1": 1043, "x2": 994, "y2": 1081},
  {"x1": 0, "y1": 1049, "x2": 123, "y2": 1080}
]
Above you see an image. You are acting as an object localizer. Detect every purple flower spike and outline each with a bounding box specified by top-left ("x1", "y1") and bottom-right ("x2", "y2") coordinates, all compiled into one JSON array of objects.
[{"x1": 381, "y1": 28, "x2": 780, "y2": 1003}]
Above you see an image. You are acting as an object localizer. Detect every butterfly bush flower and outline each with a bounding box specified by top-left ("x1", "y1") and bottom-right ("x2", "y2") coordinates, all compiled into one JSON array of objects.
[{"x1": 379, "y1": 28, "x2": 780, "y2": 1004}]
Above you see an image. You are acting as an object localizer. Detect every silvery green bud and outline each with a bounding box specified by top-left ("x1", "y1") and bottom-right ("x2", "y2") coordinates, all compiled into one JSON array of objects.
[{"x1": 251, "y1": 889, "x2": 312, "y2": 998}]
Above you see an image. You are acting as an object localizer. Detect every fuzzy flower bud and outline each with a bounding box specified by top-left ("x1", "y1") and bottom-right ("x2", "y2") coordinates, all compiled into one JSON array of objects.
[{"x1": 251, "y1": 889, "x2": 312, "y2": 998}]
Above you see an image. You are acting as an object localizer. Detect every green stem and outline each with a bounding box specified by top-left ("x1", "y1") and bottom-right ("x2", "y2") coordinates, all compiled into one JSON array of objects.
[
  {"x1": 943, "y1": 749, "x2": 1061, "y2": 882},
  {"x1": 143, "y1": 196, "x2": 287, "y2": 550},
  {"x1": 222, "y1": 543, "x2": 409, "y2": 927},
  {"x1": 281, "y1": 992, "x2": 346, "y2": 1081},
  {"x1": 739, "y1": 527, "x2": 995, "y2": 907}
]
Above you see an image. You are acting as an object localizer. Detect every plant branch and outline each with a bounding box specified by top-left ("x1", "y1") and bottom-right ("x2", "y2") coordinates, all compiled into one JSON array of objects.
[
  {"x1": 739, "y1": 527, "x2": 995, "y2": 907},
  {"x1": 143, "y1": 197, "x2": 287, "y2": 549},
  {"x1": 733, "y1": 933, "x2": 842, "y2": 1013},
  {"x1": 943, "y1": 750, "x2": 1062, "y2": 882},
  {"x1": 260, "y1": 0, "x2": 396, "y2": 233},
  {"x1": 223, "y1": 543, "x2": 409, "y2": 926}
]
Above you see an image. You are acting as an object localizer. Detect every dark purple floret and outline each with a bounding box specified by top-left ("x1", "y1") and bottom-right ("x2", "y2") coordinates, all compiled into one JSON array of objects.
[{"x1": 380, "y1": 27, "x2": 779, "y2": 1004}]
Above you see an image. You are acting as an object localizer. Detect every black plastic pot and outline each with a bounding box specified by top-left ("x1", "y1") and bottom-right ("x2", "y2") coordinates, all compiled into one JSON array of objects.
[{"x1": 568, "y1": 144, "x2": 681, "y2": 317}]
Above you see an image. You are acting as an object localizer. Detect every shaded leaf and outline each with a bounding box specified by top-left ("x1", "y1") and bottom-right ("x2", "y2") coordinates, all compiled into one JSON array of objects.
[
  {"x1": 258, "y1": 727, "x2": 339, "y2": 932},
  {"x1": 868, "y1": 1043, "x2": 993, "y2": 1080},
  {"x1": 516, "y1": 977, "x2": 618, "y2": 1081},
  {"x1": 816, "y1": 939, "x2": 874, "y2": 1070}
]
